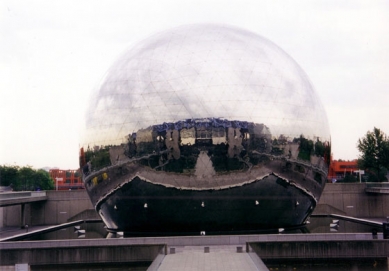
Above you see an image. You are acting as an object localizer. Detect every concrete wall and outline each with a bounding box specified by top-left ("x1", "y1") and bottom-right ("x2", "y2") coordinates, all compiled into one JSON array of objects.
[
  {"x1": 36, "y1": 190, "x2": 93, "y2": 225},
  {"x1": 1, "y1": 205, "x2": 28, "y2": 227},
  {"x1": 1, "y1": 190, "x2": 93, "y2": 228},
  {"x1": 0, "y1": 241, "x2": 165, "y2": 266},
  {"x1": 249, "y1": 240, "x2": 389, "y2": 259},
  {"x1": 0, "y1": 207, "x2": 3, "y2": 228},
  {"x1": 317, "y1": 183, "x2": 389, "y2": 218},
  {"x1": 1, "y1": 184, "x2": 389, "y2": 228}
]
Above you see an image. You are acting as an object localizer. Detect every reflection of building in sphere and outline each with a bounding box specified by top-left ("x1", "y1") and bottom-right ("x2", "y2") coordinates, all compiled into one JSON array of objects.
[{"x1": 80, "y1": 24, "x2": 331, "y2": 234}]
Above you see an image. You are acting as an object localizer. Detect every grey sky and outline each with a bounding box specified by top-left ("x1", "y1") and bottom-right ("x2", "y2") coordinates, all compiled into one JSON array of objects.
[{"x1": 1, "y1": 0, "x2": 388, "y2": 169}]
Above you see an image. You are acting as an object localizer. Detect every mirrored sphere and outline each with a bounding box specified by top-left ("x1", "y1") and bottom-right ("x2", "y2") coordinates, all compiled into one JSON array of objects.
[{"x1": 80, "y1": 24, "x2": 331, "y2": 234}]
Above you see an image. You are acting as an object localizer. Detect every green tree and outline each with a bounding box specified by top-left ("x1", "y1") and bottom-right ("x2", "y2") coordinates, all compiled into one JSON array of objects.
[
  {"x1": 357, "y1": 127, "x2": 389, "y2": 182},
  {"x1": 0, "y1": 165, "x2": 19, "y2": 187},
  {"x1": 342, "y1": 174, "x2": 358, "y2": 183},
  {"x1": 33, "y1": 169, "x2": 55, "y2": 190},
  {"x1": 0, "y1": 165, "x2": 54, "y2": 191},
  {"x1": 19, "y1": 166, "x2": 35, "y2": 191}
]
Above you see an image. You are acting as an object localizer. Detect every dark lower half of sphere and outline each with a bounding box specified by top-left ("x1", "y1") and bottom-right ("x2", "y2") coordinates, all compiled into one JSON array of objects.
[{"x1": 95, "y1": 175, "x2": 315, "y2": 234}]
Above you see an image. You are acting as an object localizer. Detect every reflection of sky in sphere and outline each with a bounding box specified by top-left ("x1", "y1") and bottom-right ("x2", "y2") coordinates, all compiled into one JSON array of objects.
[{"x1": 83, "y1": 24, "x2": 330, "y2": 147}]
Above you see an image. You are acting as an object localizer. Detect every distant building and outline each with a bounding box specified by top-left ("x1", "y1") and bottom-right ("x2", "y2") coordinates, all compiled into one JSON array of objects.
[
  {"x1": 49, "y1": 169, "x2": 84, "y2": 190},
  {"x1": 328, "y1": 159, "x2": 359, "y2": 182}
]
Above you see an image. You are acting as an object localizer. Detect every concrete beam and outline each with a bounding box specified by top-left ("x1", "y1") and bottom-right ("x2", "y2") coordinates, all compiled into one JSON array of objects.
[
  {"x1": 248, "y1": 240, "x2": 389, "y2": 259},
  {"x1": 0, "y1": 241, "x2": 165, "y2": 266},
  {"x1": 0, "y1": 196, "x2": 47, "y2": 207},
  {"x1": 20, "y1": 204, "x2": 25, "y2": 229}
]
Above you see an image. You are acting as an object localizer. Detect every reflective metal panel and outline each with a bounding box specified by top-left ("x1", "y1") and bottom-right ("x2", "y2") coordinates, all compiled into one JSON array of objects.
[
  {"x1": 81, "y1": 24, "x2": 329, "y2": 152},
  {"x1": 79, "y1": 24, "x2": 331, "y2": 232}
]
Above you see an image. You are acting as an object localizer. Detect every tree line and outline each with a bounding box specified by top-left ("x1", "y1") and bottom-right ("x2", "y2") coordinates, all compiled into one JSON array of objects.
[{"x1": 0, "y1": 165, "x2": 54, "y2": 191}]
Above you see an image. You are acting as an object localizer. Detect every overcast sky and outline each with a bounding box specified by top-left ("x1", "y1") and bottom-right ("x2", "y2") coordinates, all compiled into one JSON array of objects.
[{"x1": 1, "y1": 0, "x2": 388, "y2": 169}]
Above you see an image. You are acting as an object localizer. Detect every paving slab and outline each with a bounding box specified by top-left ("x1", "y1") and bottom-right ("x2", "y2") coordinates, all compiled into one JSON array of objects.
[{"x1": 156, "y1": 245, "x2": 267, "y2": 271}]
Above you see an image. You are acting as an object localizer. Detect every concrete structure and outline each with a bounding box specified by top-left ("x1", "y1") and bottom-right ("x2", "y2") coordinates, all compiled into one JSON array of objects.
[
  {"x1": 0, "y1": 190, "x2": 93, "y2": 228},
  {"x1": 0, "y1": 192, "x2": 47, "y2": 208},
  {"x1": 0, "y1": 241, "x2": 165, "y2": 269},
  {"x1": 1, "y1": 183, "x2": 389, "y2": 229},
  {"x1": 1, "y1": 232, "x2": 388, "y2": 270},
  {"x1": 247, "y1": 239, "x2": 389, "y2": 270},
  {"x1": 315, "y1": 183, "x2": 389, "y2": 218},
  {"x1": 0, "y1": 192, "x2": 47, "y2": 229},
  {"x1": 156, "y1": 246, "x2": 266, "y2": 271},
  {"x1": 248, "y1": 239, "x2": 389, "y2": 259},
  {"x1": 2, "y1": 183, "x2": 389, "y2": 270},
  {"x1": 365, "y1": 183, "x2": 389, "y2": 194}
]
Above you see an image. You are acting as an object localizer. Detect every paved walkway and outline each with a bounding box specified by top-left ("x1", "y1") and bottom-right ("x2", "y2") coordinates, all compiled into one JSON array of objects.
[{"x1": 157, "y1": 245, "x2": 266, "y2": 271}]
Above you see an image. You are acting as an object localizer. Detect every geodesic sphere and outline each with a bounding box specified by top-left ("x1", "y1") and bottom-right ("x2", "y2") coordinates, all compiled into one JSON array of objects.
[
  {"x1": 80, "y1": 25, "x2": 331, "y2": 232},
  {"x1": 81, "y1": 24, "x2": 330, "y2": 151}
]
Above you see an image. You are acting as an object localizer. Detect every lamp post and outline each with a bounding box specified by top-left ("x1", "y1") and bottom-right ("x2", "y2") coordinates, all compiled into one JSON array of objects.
[
  {"x1": 55, "y1": 177, "x2": 63, "y2": 191},
  {"x1": 354, "y1": 170, "x2": 365, "y2": 183}
]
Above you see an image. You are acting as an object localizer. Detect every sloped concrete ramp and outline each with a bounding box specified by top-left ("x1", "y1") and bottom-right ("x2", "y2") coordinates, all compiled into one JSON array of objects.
[{"x1": 153, "y1": 245, "x2": 268, "y2": 271}]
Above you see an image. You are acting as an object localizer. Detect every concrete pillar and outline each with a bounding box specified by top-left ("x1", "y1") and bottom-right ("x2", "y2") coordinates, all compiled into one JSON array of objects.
[
  {"x1": 20, "y1": 204, "x2": 25, "y2": 229},
  {"x1": 384, "y1": 223, "x2": 389, "y2": 239},
  {"x1": 0, "y1": 207, "x2": 3, "y2": 228},
  {"x1": 15, "y1": 263, "x2": 30, "y2": 271}
]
